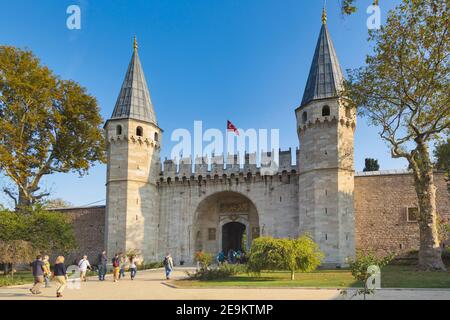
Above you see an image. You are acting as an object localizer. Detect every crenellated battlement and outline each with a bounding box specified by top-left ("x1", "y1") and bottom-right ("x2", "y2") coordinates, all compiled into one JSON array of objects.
[
  {"x1": 158, "y1": 148, "x2": 300, "y2": 184},
  {"x1": 297, "y1": 116, "x2": 356, "y2": 134}
]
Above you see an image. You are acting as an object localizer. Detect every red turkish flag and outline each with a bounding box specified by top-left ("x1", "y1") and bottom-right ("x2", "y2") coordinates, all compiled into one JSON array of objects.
[{"x1": 227, "y1": 120, "x2": 240, "y2": 136}]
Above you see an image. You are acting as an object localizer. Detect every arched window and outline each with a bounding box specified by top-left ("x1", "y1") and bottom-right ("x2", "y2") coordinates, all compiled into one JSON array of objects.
[
  {"x1": 154, "y1": 132, "x2": 159, "y2": 142},
  {"x1": 136, "y1": 126, "x2": 143, "y2": 137},
  {"x1": 302, "y1": 111, "x2": 307, "y2": 124},
  {"x1": 322, "y1": 105, "x2": 330, "y2": 117},
  {"x1": 116, "y1": 125, "x2": 122, "y2": 135},
  {"x1": 345, "y1": 107, "x2": 351, "y2": 118}
]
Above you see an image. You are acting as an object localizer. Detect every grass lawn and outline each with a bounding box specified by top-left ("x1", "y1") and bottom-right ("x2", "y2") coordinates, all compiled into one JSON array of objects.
[
  {"x1": 0, "y1": 271, "x2": 35, "y2": 287},
  {"x1": 174, "y1": 265, "x2": 450, "y2": 289}
]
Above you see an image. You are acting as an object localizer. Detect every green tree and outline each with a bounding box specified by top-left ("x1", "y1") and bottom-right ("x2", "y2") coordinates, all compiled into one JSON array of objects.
[
  {"x1": 247, "y1": 235, "x2": 324, "y2": 280},
  {"x1": 341, "y1": 0, "x2": 380, "y2": 15},
  {"x1": 0, "y1": 240, "x2": 38, "y2": 277},
  {"x1": 363, "y1": 158, "x2": 380, "y2": 172},
  {"x1": 0, "y1": 46, "x2": 105, "y2": 209},
  {"x1": 194, "y1": 251, "x2": 214, "y2": 271},
  {"x1": 343, "y1": 250, "x2": 393, "y2": 300},
  {"x1": 434, "y1": 137, "x2": 450, "y2": 193},
  {"x1": 0, "y1": 207, "x2": 77, "y2": 268},
  {"x1": 434, "y1": 138, "x2": 450, "y2": 172},
  {"x1": 343, "y1": 0, "x2": 449, "y2": 271}
]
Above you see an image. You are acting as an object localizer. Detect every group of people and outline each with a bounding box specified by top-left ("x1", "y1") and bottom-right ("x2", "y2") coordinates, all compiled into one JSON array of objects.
[
  {"x1": 216, "y1": 249, "x2": 245, "y2": 265},
  {"x1": 30, "y1": 255, "x2": 68, "y2": 298},
  {"x1": 29, "y1": 251, "x2": 175, "y2": 297},
  {"x1": 108, "y1": 252, "x2": 138, "y2": 282}
]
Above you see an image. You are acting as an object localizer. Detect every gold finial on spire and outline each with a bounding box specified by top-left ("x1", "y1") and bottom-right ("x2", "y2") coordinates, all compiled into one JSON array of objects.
[
  {"x1": 133, "y1": 35, "x2": 138, "y2": 51},
  {"x1": 322, "y1": 6, "x2": 327, "y2": 24}
]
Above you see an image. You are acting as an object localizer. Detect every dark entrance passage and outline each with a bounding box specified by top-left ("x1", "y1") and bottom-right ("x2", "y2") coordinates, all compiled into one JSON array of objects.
[{"x1": 222, "y1": 222, "x2": 246, "y2": 253}]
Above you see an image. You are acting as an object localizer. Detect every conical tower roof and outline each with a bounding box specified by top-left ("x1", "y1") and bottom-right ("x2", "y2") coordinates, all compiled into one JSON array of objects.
[
  {"x1": 301, "y1": 12, "x2": 344, "y2": 107},
  {"x1": 111, "y1": 37, "x2": 157, "y2": 124}
]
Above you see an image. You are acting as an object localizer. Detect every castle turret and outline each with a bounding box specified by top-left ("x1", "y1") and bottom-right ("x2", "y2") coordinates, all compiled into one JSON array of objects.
[
  {"x1": 295, "y1": 9, "x2": 356, "y2": 266},
  {"x1": 105, "y1": 37, "x2": 162, "y2": 260}
]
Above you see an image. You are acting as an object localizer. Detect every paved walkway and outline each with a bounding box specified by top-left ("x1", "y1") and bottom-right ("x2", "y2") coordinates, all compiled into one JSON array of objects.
[{"x1": 0, "y1": 269, "x2": 449, "y2": 300}]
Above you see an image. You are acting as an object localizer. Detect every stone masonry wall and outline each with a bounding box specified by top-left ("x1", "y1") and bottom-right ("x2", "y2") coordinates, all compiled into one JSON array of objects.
[
  {"x1": 354, "y1": 171, "x2": 450, "y2": 257},
  {"x1": 64, "y1": 172, "x2": 449, "y2": 264},
  {"x1": 53, "y1": 206, "x2": 106, "y2": 265}
]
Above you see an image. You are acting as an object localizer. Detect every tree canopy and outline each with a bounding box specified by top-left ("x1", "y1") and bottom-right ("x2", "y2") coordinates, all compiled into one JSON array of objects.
[
  {"x1": 341, "y1": 0, "x2": 380, "y2": 15},
  {"x1": 434, "y1": 138, "x2": 450, "y2": 174},
  {"x1": 344, "y1": 0, "x2": 449, "y2": 270},
  {"x1": 0, "y1": 207, "x2": 77, "y2": 257},
  {"x1": 0, "y1": 46, "x2": 105, "y2": 208},
  {"x1": 363, "y1": 158, "x2": 380, "y2": 172}
]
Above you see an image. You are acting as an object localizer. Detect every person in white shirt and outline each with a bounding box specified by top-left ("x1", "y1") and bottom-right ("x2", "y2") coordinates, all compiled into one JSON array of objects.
[
  {"x1": 129, "y1": 256, "x2": 137, "y2": 280},
  {"x1": 78, "y1": 255, "x2": 92, "y2": 282}
]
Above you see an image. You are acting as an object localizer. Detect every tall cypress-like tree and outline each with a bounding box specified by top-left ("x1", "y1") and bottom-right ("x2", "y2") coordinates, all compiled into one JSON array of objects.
[{"x1": 363, "y1": 158, "x2": 380, "y2": 172}]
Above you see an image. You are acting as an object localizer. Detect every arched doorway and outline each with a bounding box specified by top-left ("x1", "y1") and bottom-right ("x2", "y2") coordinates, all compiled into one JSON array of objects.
[
  {"x1": 222, "y1": 222, "x2": 246, "y2": 253},
  {"x1": 192, "y1": 191, "x2": 259, "y2": 259}
]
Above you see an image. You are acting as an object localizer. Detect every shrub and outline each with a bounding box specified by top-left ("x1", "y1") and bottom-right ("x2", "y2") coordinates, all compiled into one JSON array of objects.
[
  {"x1": 0, "y1": 240, "x2": 39, "y2": 277},
  {"x1": 0, "y1": 207, "x2": 77, "y2": 272},
  {"x1": 187, "y1": 263, "x2": 245, "y2": 280},
  {"x1": 247, "y1": 235, "x2": 324, "y2": 280},
  {"x1": 137, "y1": 261, "x2": 164, "y2": 270},
  {"x1": 343, "y1": 250, "x2": 394, "y2": 300},
  {"x1": 194, "y1": 251, "x2": 214, "y2": 271}
]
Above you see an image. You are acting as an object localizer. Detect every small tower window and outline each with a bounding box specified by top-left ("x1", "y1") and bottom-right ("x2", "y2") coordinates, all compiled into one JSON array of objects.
[
  {"x1": 154, "y1": 132, "x2": 159, "y2": 142},
  {"x1": 116, "y1": 125, "x2": 122, "y2": 135},
  {"x1": 302, "y1": 111, "x2": 307, "y2": 124},
  {"x1": 136, "y1": 126, "x2": 143, "y2": 137},
  {"x1": 322, "y1": 105, "x2": 330, "y2": 117},
  {"x1": 345, "y1": 107, "x2": 351, "y2": 118}
]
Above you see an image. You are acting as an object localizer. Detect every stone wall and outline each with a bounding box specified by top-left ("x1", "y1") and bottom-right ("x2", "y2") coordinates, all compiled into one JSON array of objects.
[
  {"x1": 53, "y1": 206, "x2": 106, "y2": 265},
  {"x1": 63, "y1": 171, "x2": 449, "y2": 265},
  {"x1": 157, "y1": 171, "x2": 299, "y2": 264},
  {"x1": 354, "y1": 171, "x2": 450, "y2": 257}
]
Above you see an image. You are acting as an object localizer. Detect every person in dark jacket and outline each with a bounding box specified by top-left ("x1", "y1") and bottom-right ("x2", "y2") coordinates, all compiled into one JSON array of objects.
[
  {"x1": 97, "y1": 251, "x2": 107, "y2": 281},
  {"x1": 30, "y1": 255, "x2": 45, "y2": 295},
  {"x1": 53, "y1": 256, "x2": 67, "y2": 298}
]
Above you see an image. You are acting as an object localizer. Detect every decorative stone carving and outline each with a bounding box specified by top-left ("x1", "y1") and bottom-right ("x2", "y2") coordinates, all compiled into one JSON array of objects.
[{"x1": 219, "y1": 203, "x2": 249, "y2": 213}]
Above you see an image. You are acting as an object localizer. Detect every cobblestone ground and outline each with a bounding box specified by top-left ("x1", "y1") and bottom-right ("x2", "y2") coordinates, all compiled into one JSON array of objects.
[{"x1": 0, "y1": 268, "x2": 449, "y2": 300}]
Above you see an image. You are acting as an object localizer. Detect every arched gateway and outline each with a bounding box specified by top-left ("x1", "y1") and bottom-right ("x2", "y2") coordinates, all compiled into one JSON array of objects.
[{"x1": 193, "y1": 192, "x2": 260, "y2": 257}]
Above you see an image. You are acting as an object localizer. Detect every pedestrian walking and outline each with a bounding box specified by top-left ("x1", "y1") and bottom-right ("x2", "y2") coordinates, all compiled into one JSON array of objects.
[
  {"x1": 163, "y1": 253, "x2": 174, "y2": 280},
  {"x1": 129, "y1": 256, "x2": 137, "y2": 280},
  {"x1": 97, "y1": 250, "x2": 107, "y2": 281},
  {"x1": 78, "y1": 255, "x2": 92, "y2": 282},
  {"x1": 43, "y1": 255, "x2": 52, "y2": 288},
  {"x1": 119, "y1": 254, "x2": 127, "y2": 279},
  {"x1": 53, "y1": 256, "x2": 67, "y2": 298},
  {"x1": 216, "y1": 251, "x2": 225, "y2": 265},
  {"x1": 30, "y1": 255, "x2": 45, "y2": 295},
  {"x1": 112, "y1": 253, "x2": 120, "y2": 282}
]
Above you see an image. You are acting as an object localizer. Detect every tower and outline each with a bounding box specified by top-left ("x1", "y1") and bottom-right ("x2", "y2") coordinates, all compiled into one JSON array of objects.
[
  {"x1": 296, "y1": 9, "x2": 356, "y2": 266},
  {"x1": 105, "y1": 37, "x2": 162, "y2": 260}
]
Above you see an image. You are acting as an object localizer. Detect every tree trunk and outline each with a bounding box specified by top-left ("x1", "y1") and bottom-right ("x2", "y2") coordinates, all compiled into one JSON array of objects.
[
  {"x1": 17, "y1": 188, "x2": 32, "y2": 212},
  {"x1": 412, "y1": 141, "x2": 446, "y2": 271}
]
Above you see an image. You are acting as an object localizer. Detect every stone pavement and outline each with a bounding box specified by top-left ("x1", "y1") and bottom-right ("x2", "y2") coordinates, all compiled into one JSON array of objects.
[{"x1": 0, "y1": 268, "x2": 449, "y2": 300}]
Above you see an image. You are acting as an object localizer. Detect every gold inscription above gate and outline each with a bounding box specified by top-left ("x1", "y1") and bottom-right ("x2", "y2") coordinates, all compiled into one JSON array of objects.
[{"x1": 219, "y1": 203, "x2": 249, "y2": 213}]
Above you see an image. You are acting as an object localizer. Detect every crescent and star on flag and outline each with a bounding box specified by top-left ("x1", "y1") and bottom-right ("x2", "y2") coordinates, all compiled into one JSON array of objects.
[{"x1": 227, "y1": 120, "x2": 240, "y2": 136}]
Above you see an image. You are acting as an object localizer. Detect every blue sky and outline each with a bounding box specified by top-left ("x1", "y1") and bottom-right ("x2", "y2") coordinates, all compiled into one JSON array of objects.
[{"x1": 0, "y1": 0, "x2": 406, "y2": 207}]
